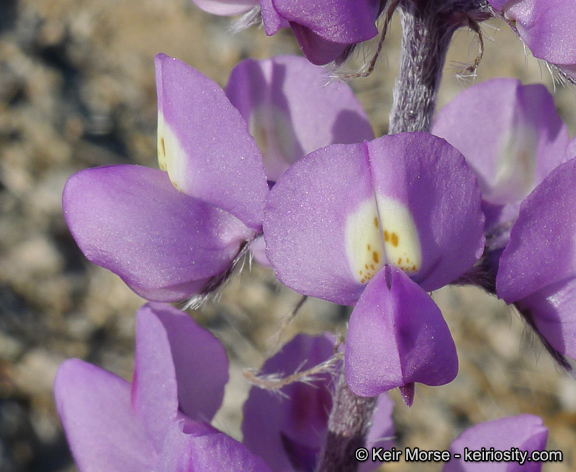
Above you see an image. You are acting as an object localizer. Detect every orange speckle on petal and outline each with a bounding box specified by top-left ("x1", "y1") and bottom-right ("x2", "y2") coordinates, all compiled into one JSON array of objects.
[
  {"x1": 391, "y1": 232, "x2": 399, "y2": 247},
  {"x1": 161, "y1": 137, "x2": 166, "y2": 157},
  {"x1": 398, "y1": 258, "x2": 402, "y2": 265},
  {"x1": 412, "y1": 264, "x2": 416, "y2": 271},
  {"x1": 384, "y1": 230, "x2": 389, "y2": 242},
  {"x1": 367, "y1": 244, "x2": 371, "y2": 251},
  {"x1": 373, "y1": 251, "x2": 379, "y2": 263},
  {"x1": 374, "y1": 217, "x2": 379, "y2": 227}
]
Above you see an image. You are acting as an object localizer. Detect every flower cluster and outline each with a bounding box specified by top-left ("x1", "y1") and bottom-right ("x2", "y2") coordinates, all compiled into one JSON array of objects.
[
  {"x1": 55, "y1": 0, "x2": 576, "y2": 470},
  {"x1": 56, "y1": 303, "x2": 396, "y2": 471},
  {"x1": 63, "y1": 54, "x2": 373, "y2": 302},
  {"x1": 56, "y1": 303, "x2": 549, "y2": 472}
]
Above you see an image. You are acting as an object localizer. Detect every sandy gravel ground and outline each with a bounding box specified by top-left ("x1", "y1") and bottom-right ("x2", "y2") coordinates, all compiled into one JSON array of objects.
[{"x1": 0, "y1": 1, "x2": 575, "y2": 471}]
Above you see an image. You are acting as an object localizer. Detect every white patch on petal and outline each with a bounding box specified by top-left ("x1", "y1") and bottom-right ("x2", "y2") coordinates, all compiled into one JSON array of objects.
[
  {"x1": 345, "y1": 199, "x2": 385, "y2": 284},
  {"x1": 376, "y1": 196, "x2": 422, "y2": 275},
  {"x1": 491, "y1": 124, "x2": 538, "y2": 204},
  {"x1": 250, "y1": 106, "x2": 298, "y2": 182},
  {"x1": 157, "y1": 112, "x2": 187, "y2": 192}
]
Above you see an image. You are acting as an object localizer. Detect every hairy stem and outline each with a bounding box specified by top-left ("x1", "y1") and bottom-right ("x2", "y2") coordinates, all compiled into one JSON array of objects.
[
  {"x1": 315, "y1": 369, "x2": 377, "y2": 472},
  {"x1": 389, "y1": 1, "x2": 457, "y2": 134}
]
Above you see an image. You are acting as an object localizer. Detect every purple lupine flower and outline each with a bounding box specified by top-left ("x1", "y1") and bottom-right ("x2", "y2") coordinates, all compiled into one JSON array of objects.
[
  {"x1": 264, "y1": 132, "x2": 485, "y2": 402},
  {"x1": 242, "y1": 334, "x2": 395, "y2": 471},
  {"x1": 487, "y1": 0, "x2": 576, "y2": 82},
  {"x1": 433, "y1": 78, "x2": 576, "y2": 364},
  {"x1": 63, "y1": 54, "x2": 373, "y2": 302},
  {"x1": 496, "y1": 156, "x2": 576, "y2": 362},
  {"x1": 54, "y1": 303, "x2": 271, "y2": 472},
  {"x1": 432, "y1": 78, "x2": 569, "y2": 253},
  {"x1": 262, "y1": 0, "x2": 384, "y2": 65},
  {"x1": 190, "y1": 0, "x2": 384, "y2": 65},
  {"x1": 444, "y1": 415, "x2": 548, "y2": 472}
]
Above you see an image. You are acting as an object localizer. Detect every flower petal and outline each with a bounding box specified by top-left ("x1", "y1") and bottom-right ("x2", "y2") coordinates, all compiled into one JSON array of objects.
[
  {"x1": 265, "y1": 134, "x2": 484, "y2": 303},
  {"x1": 432, "y1": 78, "x2": 569, "y2": 206},
  {"x1": 190, "y1": 0, "x2": 256, "y2": 15},
  {"x1": 367, "y1": 133, "x2": 485, "y2": 291},
  {"x1": 146, "y1": 303, "x2": 229, "y2": 421},
  {"x1": 501, "y1": 0, "x2": 576, "y2": 68},
  {"x1": 155, "y1": 54, "x2": 268, "y2": 230},
  {"x1": 516, "y1": 277, "x2": 576, "y2": 360},
  {"x1": 260, "y1": 0, "x2": 288, "y2": 35},
  {"x1": 242, "y1": 334, "x2": 335, "y2": 471},
  {"x1": 226, "y1": 55, "x2": 374, "y2": 181},
  {"x1": 287, "y1": 25, "x2": 351, "y2": 65},
  {"x1": 54, "y1": 359, "x2": 154, "y2": 472},
  {"x1": 132, "y1": 303, "x2": 229, "y2": 449},
  {"x1": 272, "y1": 0, "x2": 380, "y2": 44},
  {"x1": 264, "y1": 142, "x2": 374, "y2": 305},
  {"x1": 63, "y1": 165, "x2": 252, "y2": 302},
  {"x1": 444, "y1": 415, "x2": 548, "y2": 472},
  {"x1": 157, "y1": 419, "x2": 271, "y2": 472},
  {"x1": 346, "y1": 266, "x2": 458, "y2": 397},
  {"x1": 497, "y1": 157, "x2": 576, "y2": 302}
]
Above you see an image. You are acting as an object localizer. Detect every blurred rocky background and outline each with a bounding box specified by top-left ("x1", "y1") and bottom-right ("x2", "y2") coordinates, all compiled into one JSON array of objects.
[{"x1": 0, "y1": 0, "x2": 574, "y2": 470}]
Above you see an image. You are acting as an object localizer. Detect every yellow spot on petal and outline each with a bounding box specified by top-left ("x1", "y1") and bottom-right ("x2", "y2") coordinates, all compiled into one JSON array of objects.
[
  {"x1": 376, "y1": 195, "x2": 422, "y2": 275},
  {"x1": 157, "y1": 112, "x2": 187, "y2": 192},
  {"x1": 158, "y1": 135, "x2": 167, "y2": 171},
  {"x1": 345, "y1": 200, "x2": 385, "y2": 284},
  {"x1": 346, "y1": 196, "x2": 422, "y2": 283}
]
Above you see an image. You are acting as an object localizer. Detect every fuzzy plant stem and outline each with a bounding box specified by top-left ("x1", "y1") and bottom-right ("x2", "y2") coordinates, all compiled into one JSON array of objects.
[
  {"x1": 315, "y1": 2, "x2": 486, "y2": 471},
  {"x1": 315, "y1": 371, "x2": 376, "y2": 472},
  {"x1": 389, "y1": 1, "x2": 458, "y2": 134}
]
